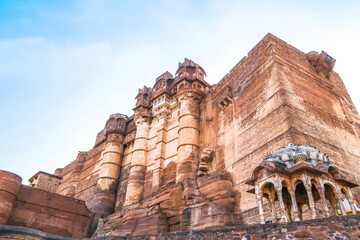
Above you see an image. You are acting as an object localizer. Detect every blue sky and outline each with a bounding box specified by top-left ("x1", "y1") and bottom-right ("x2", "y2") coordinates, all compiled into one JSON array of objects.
[{"x1": 1, "y1": 0, "x2": 360, "y2": 184}]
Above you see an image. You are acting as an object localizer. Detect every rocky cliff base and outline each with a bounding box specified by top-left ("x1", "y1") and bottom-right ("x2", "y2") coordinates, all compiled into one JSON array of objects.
[{"x1": 92, "y1": 215, "x2": 360, "y2": 240}]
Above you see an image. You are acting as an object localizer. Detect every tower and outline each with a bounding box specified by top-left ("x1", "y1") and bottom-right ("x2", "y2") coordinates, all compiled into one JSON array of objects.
[
  {"x1": 25, "y1": 34, "x2": 360, "y2": 237},
  {"x1": 92, "y1": 113, "x2": 127, "y2": 216}
]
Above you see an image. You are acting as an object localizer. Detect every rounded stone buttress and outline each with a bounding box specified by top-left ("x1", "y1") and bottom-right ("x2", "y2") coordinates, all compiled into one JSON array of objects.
[
  {"x1": 176, "y1": 91, "x2": 202, "y2": 183},
  {"x1": 0, "y1": 170, "x2": 22, "y2": 225},
  {"x1": 124, "y1": 117, "x2": 150, "y2": 206},
  {"x1": 92, "y1": 134, "x2": 124, "y2": 216}
]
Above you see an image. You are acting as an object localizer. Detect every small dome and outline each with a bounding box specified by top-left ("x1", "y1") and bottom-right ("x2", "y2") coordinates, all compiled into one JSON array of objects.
[{"x1": 261, "y1": 143, "x2": 333, "y2": 169}]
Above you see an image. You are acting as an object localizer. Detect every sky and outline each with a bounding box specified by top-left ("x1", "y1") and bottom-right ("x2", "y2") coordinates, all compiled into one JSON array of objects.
[{"x1": 1, "y1": 0, "x2": 360, "y2": 184}]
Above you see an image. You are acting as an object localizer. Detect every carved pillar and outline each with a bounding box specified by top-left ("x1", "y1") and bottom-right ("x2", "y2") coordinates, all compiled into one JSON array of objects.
[
  {"x1": 268, "y1": 193, "x2": 277, "y2": 223},
  {"x1": 318, "y1": 181, "x2": 330, "y2": 217},
  {"x1": 176, "y1": 91, "x2": 202, "y2": 184},
  {"x1": 335, "y1": 187, "x2": 347, "y2": 216},
  {"x1": 289, "y1": 187, "x2": 300, "y2": 221},
  {"x1": 346, "y1": 189, "x2": 357, "y2": 215},
  {"x1": 124, "y1": 116, "x2": 150, "y2": 206},
  {"x1": 275, "y1": 185, "x2": 288, "y2": 222},
  {"x1": 255, "y1": 186, "x2": 265, "y2": 224},
  {"x1": 152, "y1": 113, "x2": 168, "y2": 192},
  {"x1": 331, "y1": 197, "x2": 339, "y2": 216},
  {"x1": 304, "y1": 181, "x2": 317, "y2": 219},
  {"x1": 92, "y1": 133, "x2": 124, "y2": 216}
]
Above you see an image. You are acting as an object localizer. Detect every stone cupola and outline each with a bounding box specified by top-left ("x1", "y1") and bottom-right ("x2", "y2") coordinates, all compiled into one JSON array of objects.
[{"x1": 246, "y1": 143, "x2": 359, "y2": 224}]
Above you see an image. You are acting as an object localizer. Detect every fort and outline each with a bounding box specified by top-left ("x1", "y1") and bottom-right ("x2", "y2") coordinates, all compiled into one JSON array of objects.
[{"x1": 1, "y1": 33, "x2": 360, "y2": 239}]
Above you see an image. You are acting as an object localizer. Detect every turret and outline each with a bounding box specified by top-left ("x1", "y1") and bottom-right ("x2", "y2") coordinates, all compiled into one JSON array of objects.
[
  {"x1": 105, "y1": 113, "x2": 127, "y2": 139},
  {"x1": 174, "y1": 59, "x2": 208, "y2": 203},
  {"x1": 134, "y1": 86, "x2": 151, "y2": 109},
  {"x1": 151, "y1": 72, "x2": 177, "y2": 119},
  {"x1": 174, "y1": 58, "x2": 209, "y2": 94},
  {"x1": 153, "y1": 71, "x2": 174, "y2": 97},
  {"x1": 133, "y1": 86, "x2": 152, "y2": 119},
  {"x1": 92, "y1": 113, "x2": 128, "y2": 216},
  {"x1": 0, "y1": 170, "x2": 22, "y2": 225},
  {"x1": 151, "y1": 72, "x2": 175, "y2": 104}
]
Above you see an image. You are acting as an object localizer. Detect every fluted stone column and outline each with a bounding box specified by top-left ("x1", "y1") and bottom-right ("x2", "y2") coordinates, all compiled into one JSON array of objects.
[
  {"x1": 304, "y1": 182, "x2": 317, "y2": 219},
  {"x1": 318, "y1": 181, "x2": 330, "y2": 217},
  {"x1": 0, "y1": 170, "x2": 22, "y2": 225},
  {"x1": 124, "y1": 116, "x2": 150, "y2": 206},
  {"x1": 289, "y1": 187, "x2": 300, "y2": 221},
  {"x1": 268, "y1": 195, "x2": 277, "y2": 223},
  {"x1": 255, "y1": 187, "x2": 265, "y2": 224},
  {"x1": 92, "y1": 134, "x2": 124, "y2": 216},
  {"x1": 275, "y1": 186, "x2": 288, "y2": 222},
  {"x1": 176, "y1": 91, "x2": 202, "y2": 183}
]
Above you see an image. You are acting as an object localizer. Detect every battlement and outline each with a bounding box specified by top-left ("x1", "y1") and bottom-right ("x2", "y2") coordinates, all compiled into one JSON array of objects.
[
  {"x1": 109, "y1": 113, "x2": 128, "y2": 119},
  {"x1": 174, "y1": 58, "x2": 208, "y2": 86},
  {"x1": 156, "y1": 71, "x2": 173, "y2": 82}
]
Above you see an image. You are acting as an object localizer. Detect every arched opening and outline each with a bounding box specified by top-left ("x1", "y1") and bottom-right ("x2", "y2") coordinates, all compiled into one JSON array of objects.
[
  {"x1": 281, "y1": 181, "x2": 292, "y2": 221},
  {"x1": 261, "y1": 182, "x2": 278, "y2": 223},
  {"x1": 324, "y1": 183, "x2": 338, "y2": 216},
  {"x1": 261, "y1": 196, "x2": 271, "y2": 223},
  {"x1": 341, "y1": 188, "x2": 356, "y2": 215},
  {"x1": 341, "y1": 188, "x2": 350, "y2": 213},
  {"x1": 295, "y1": 181, "x2": 309, "y2": 220}
]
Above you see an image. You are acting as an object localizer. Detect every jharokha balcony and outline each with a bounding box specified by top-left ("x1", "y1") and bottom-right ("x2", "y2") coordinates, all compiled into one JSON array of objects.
[{"x1": 246, "y1": 143, "x2": 360, "y2": 224}]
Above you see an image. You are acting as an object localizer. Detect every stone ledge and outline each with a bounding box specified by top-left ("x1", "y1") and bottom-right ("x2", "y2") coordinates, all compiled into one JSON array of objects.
[
  {"x1": 91, "y1": 215, "x2": 360, "y2": 240},
  {"x1": 0, "y1": 225, "x2": 77, "y2": 240}
]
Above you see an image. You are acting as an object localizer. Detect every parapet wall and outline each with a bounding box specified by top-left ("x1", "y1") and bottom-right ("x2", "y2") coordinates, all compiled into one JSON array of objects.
[
  {"x1": 0, "y1": 170, "x2": 90, "y2": 239},
  {"x1": 8, "y1": 185, "x2": 89, "y2": 239},
  {"x1": 92, "y1": 215, "x2": 360, "y2": 240}
]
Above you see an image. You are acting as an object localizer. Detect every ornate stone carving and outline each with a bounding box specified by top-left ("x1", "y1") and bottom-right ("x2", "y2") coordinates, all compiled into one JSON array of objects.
[
  {"x1": 134, "y1": 115, "x2": 150, "y2": 126},
  {"x1": 218, "y1": 85, "x2": 233, "y2": 109},
  {"x1": 197, "y1": 149, "x2": 214, "y2": 176},
  {"x1": 152, "y1": 101, "x2": 171, "y2": 120},
  {"x1": 306, "y1": 51, "x2": 336, "y2": 78},
  {"x1": 246, "y1": 143, "x2": 358, "y2": 224},
  {"x1": 177, "y1": 90, "x2": 203, "y2": 102}
]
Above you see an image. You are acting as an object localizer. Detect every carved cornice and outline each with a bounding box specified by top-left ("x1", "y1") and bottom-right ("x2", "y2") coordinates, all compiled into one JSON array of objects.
[
  {"x1": 152, "y1": 102, "x2": 171, "y2": 120},
  {"x1": 177, "y1": 89, "x2": 204, "y2": 102},
  {"x1": 134, "y1": 115, "x2": 150, "y2": 126}
]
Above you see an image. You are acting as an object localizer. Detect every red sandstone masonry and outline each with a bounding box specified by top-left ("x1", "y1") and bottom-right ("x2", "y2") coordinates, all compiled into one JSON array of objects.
[
  {"x1": 8, "y1": 185, "x2": 89, "y2": 238},
  {"x1": 91, "y1": 215, "x2": 360, "y2": 240},
  {"x1": 35, "y1": 33, "x2": 360, "y2": 235},
  {"x1": 0, "y1": 170, "x2": 22, "y2": 225}
]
